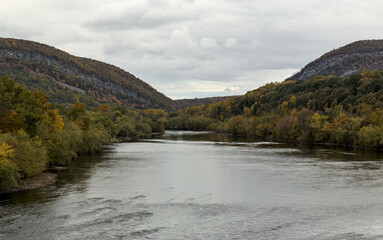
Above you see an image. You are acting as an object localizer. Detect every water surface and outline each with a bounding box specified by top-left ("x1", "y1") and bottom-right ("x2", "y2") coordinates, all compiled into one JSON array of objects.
[{"x1": 1, "y1": 131, "x2": 383, "y2": 239}]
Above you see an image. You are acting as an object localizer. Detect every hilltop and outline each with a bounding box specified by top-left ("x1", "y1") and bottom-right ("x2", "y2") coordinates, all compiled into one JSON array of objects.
[
  {"x1": 288, "y1": 40, "x2": 383, "y2": 80},
  {"x1": 0, "y1": 38, "x2": 179, "y2": 110}
]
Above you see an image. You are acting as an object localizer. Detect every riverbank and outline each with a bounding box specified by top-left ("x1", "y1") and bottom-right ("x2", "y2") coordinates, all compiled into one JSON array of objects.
[
  {"x1": 207, "y1": 130, "x2": 383, "y2": 152},
  {"x1": 0, "y1": 134, "x2": 161, "y2": 195},
  {"x1": 0, "y1": 172, "x2": 57, "y2": 195}
]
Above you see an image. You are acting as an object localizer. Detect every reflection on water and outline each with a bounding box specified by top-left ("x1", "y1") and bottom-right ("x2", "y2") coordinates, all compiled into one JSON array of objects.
[{"x1": 1, "y1": 130, "x2": 383, "y2": 239}]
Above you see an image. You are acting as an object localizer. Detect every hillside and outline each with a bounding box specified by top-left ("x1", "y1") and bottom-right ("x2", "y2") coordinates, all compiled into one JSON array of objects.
[
  {"x1": 0, "y1": 38, "x2": 178, "y2": 111},
  {"x1": 288, "y1": 40, "x2": 383, "y2": 80},
  {"x1": 167, "y1": 71, "x2": 383, "y2": 148},
  {"x1": 174, "y1": 96, "x2": 235, "y2": 109}
]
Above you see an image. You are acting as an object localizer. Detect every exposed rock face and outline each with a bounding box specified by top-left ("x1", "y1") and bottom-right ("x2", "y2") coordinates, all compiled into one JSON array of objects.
[
  {"x1": 288, "y1": 40, "x2": 383, "y2": 81},
  {"x1": 0, "y1": 49, "x2": 93, "y2": 91}
]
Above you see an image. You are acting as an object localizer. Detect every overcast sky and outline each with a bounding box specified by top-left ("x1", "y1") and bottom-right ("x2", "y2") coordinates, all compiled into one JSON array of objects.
[{"x1": 2, "y1": 0, "x2": 383, "y2": 99}]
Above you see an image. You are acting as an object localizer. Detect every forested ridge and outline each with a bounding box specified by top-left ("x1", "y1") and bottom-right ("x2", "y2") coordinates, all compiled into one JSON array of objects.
[
  {"x1": 0, "y1": 76, "x2": 167, "y2": 191},
  {"x1": 0, "y1": 38, "x2": 231, "y2": 111},
  {"x1": 0, "y1": 38, "x2": 178, "y2": 110},
  {"x1": 166, "y1": 71, "x2": 383, "y2": 149}
]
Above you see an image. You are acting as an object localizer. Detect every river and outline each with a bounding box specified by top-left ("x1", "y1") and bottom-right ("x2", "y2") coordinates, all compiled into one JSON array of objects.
[{"x1": 1, "y1": 131, "x2": 383, "y2": 239}]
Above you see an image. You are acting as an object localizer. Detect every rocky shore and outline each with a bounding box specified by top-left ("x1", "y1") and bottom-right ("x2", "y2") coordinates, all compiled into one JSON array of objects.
[{"x1": 0, "y1": 172, "x2": 57, "y2": 195}]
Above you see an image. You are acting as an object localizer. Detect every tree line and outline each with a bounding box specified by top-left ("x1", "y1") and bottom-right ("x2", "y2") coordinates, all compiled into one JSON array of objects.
[{"x1": 0, "y1": 76, "x2": 167, "y2": 190}]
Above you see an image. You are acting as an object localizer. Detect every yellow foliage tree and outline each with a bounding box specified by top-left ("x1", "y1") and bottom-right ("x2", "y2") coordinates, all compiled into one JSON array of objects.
[
  {"x1": 43, "y1": 109, "x2": 64, "y2": 132},
  {"x1": 0, "y1": 142, "x2": 20, "y2": 189}
]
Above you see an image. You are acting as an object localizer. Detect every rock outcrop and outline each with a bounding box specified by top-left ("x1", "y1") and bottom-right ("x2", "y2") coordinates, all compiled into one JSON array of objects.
[{"x1": 288, "y1": 40, "x2": 383, "y2": 81}]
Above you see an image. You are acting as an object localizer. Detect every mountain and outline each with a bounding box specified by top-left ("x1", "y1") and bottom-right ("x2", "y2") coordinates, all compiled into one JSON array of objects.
[
  {"x1": 0, "y1": 38, "x2": 179, "y2": 111},
  {"x1": 288, "y1": 40, "x2": 383, "y2": 81}
]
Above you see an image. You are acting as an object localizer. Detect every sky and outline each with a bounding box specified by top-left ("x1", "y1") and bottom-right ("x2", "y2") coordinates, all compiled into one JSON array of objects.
[{"x1": 2, "y1": 0, "x2": 383, "y2": 99}]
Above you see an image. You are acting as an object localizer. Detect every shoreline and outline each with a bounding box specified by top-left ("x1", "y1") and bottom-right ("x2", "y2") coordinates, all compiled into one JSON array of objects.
[
  {"x1": 0, "y1": 134, "x2": 164, "y2": 195},
  {"x1": 0, "y1": 172, "x2": 57, "y2": 195},
  {"x1": 1, "y1": 131, "x2": 380, "y2": 195},
  {"x1": 207, "y1": 131, "x2": 383, "y2": 152},
  {"x1": 0, "y1": 133, "x2": 165, "y2": 195}
]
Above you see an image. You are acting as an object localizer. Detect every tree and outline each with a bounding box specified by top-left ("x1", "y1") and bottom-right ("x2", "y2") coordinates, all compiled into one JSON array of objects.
[
  {"x1": 310, "y1": 113, "x2": 328, "y2": 142},
  {"x1": 0, "y1": 142, "x2": 20, "y2": 189},
  {"x1": 357, "y1": 125, "x2": 382, "y2": 148},
  {"x1": 42, "y1": 109, "x2": 64, "y2": 132},
  {"x1": 12, "y1": 130, "x2": 48, "y2": 177},
  {"x1": 66, "y1": 101, "x2": 90, "y2": 130},
  {"x1": 280, "y1": 101, "x2": 289, "y2": 116},
  {"x1": 226, "y1": 115, "x2": 248, "y2": 136}
]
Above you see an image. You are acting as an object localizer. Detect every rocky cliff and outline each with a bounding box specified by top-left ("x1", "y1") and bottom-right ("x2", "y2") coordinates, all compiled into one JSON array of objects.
[{"x1": 288, "y1": 40, "x2": 383, "y2": 81}]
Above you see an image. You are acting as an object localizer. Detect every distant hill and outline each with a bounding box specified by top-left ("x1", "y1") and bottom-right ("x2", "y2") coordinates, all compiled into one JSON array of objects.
[
  {"x1": 288, "y1": 40, "x2": 383, "y2": 80},
  {"x1": 168, "y1": 71, "x2": 383, "y2": 148},
  {"x1": 174, "y1": 96, "x2": 235, "y2": 109},
  {"x1": 0, "y1": 38, "x2": 178, "y2": 110}
]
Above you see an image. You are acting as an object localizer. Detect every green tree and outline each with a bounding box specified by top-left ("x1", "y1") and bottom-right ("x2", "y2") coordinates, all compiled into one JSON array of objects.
[
  {"x1": 226, "y1": 115, "x2": 249, "y2": 136},
  {"x1": 12, "y1": 130, "x2": 48, "y2": 177}
]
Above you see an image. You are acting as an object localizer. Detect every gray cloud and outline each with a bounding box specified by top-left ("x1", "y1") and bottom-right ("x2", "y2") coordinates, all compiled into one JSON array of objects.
[
  {"x1": 2, "y1": 0, "x2": 383, "y2": 98},
  {"x1": 84, "y1": 1, "x2": 200, "y2": 30}
]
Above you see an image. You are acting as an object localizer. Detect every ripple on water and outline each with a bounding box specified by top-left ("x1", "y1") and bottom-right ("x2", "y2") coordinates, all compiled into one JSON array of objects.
[
  {"x1": 130, "y1": 194, "x2": 146, "y2": 200},
  {"x1": 51, "y1": 196, "x2": 156, "y2": 240},
  {"x1": 129, "y1": 227, "x2": 163, "y2": 237}
]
